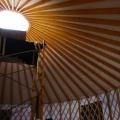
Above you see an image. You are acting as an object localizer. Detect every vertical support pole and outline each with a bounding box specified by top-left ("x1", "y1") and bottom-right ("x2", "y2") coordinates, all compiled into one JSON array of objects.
[
  {"x1": 78, "y1": 100, "x2": 81, "y2": 120},
  {"x1": 36, "y1": 95, "x2": 40, "y2": 119},
  {"x1": 96, "y1": 95, "x2": 102, "y2": 120},
  {"x1": 30, "y1": 50, "x2": 37, "y2": 120},
  {"x1": 20, "y1": 107, "x2": 23, "y2": 120},
  {"x1": 116, "y1": 89, "x2": 120, "y2": 119},
  {"x1": 50, "y1": 104, "x2": 52, "y2": 119},
  {"x1": 69, "y1": 101, "x2": 71, "y2": 120},
  {"x1": 60, "y1": 102, "x2": 62, "y2": 120},
  {"x1": 34, "y1": 41, "x2": 46, "y2": 120},
  {"x1": 31, "y1": 62, "x2": 37, "y2": 120},
  {"x1": 106, "y1": 93, "x2": 112, "y2": 120},
  {"x1": 39, "y1": 48, "x2": 45, "y2": 120},
  {"x1": 30, "y1": 105, "x2": 34, "y2": 120},
  {"x1": 2, "y1": 37, "x2": 6, "y2": 56},
  {"x1": 0, "y1": 36, "x2": 2, "y2": 53},
  {"x1": 86, "y1": 98, "x2": 91, "y2": 120}
]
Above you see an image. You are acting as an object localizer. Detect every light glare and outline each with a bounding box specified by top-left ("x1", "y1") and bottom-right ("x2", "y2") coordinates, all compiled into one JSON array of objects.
[{"x1": 0, "y1": 10, "x2": 29, "y2": 31}]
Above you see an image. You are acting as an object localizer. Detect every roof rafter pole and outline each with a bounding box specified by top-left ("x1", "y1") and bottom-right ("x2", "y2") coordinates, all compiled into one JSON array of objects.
[
  {"x1": 0, "y1": 62, "x2": 35, "y2": 79},
  {"x1": 12, "y1": 0, "x2": 15, "y2": 10}
]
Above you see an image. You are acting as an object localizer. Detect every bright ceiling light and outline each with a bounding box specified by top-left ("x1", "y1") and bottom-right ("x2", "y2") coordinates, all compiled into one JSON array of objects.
[{"x1": 0, "y1": 10, "x2": 29, "y2": 31}]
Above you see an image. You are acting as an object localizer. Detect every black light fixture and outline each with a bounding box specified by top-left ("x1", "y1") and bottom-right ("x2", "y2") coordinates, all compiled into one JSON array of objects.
[{"x1": 0, "y1": 36, "x2": 46, "y2": 66}]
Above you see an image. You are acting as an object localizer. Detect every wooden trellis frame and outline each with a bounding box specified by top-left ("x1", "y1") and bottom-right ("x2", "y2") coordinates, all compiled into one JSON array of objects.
[
  {"x1": 0, "y1": 85, "x2": 120, "y2": 120},
  {"x1": 44, "y1": 88, "x2": 120, "y2": 120}
]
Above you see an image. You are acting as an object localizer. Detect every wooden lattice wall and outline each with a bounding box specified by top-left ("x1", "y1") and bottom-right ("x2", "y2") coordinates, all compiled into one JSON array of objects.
[
  {"x1": 44, "y1": 88, "x2": 120, "y2": 120},
  {"x1": 0, "y1": 87, "x2": 120, "y2": 120}
]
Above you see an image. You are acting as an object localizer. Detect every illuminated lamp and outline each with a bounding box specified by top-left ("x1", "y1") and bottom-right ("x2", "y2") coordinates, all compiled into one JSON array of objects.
[
  {"x1": 0, "y1": 10, "x2": 29, "y2": 40},
  {"x1": 0, "y1": 10, "x2": 37, "y2": 65}
]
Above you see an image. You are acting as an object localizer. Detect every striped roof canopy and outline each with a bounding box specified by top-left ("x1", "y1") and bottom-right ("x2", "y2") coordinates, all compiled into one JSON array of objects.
[{"x1": 0, "y1": 0, "x2": 120, "y2": 104}]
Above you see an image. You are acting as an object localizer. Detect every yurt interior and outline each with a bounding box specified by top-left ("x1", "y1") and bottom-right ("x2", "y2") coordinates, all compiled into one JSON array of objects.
[{"x1": 0, "y1": 0, "x2": 120, "y2": 120}]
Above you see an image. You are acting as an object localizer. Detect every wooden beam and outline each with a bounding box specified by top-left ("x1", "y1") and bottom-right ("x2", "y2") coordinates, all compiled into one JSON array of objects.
[
  {"x1": 106, "y1": 93, "x2": 113, "y2": 120},
  {"x1": 39, "y1": 49, "x2": 45, "y2": 120},
  {"x1": 60, "y1": 102, "x2": 62, "y2": 120},
  {"x1": 2, "y1": 37, "x2": 6, "y2": 56},
  {"x1": 78, "y1": 100, "x2": 81, "y2": 120},
  {"x1": 0, "y1": 36, "x2": 2, "y2": 53},
  {"x1": 69, "y1": 101, "x2": 71, "y2": 120},
  {"x1": 116, "y1": 89, "x2": 120, "y2": 119}
]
